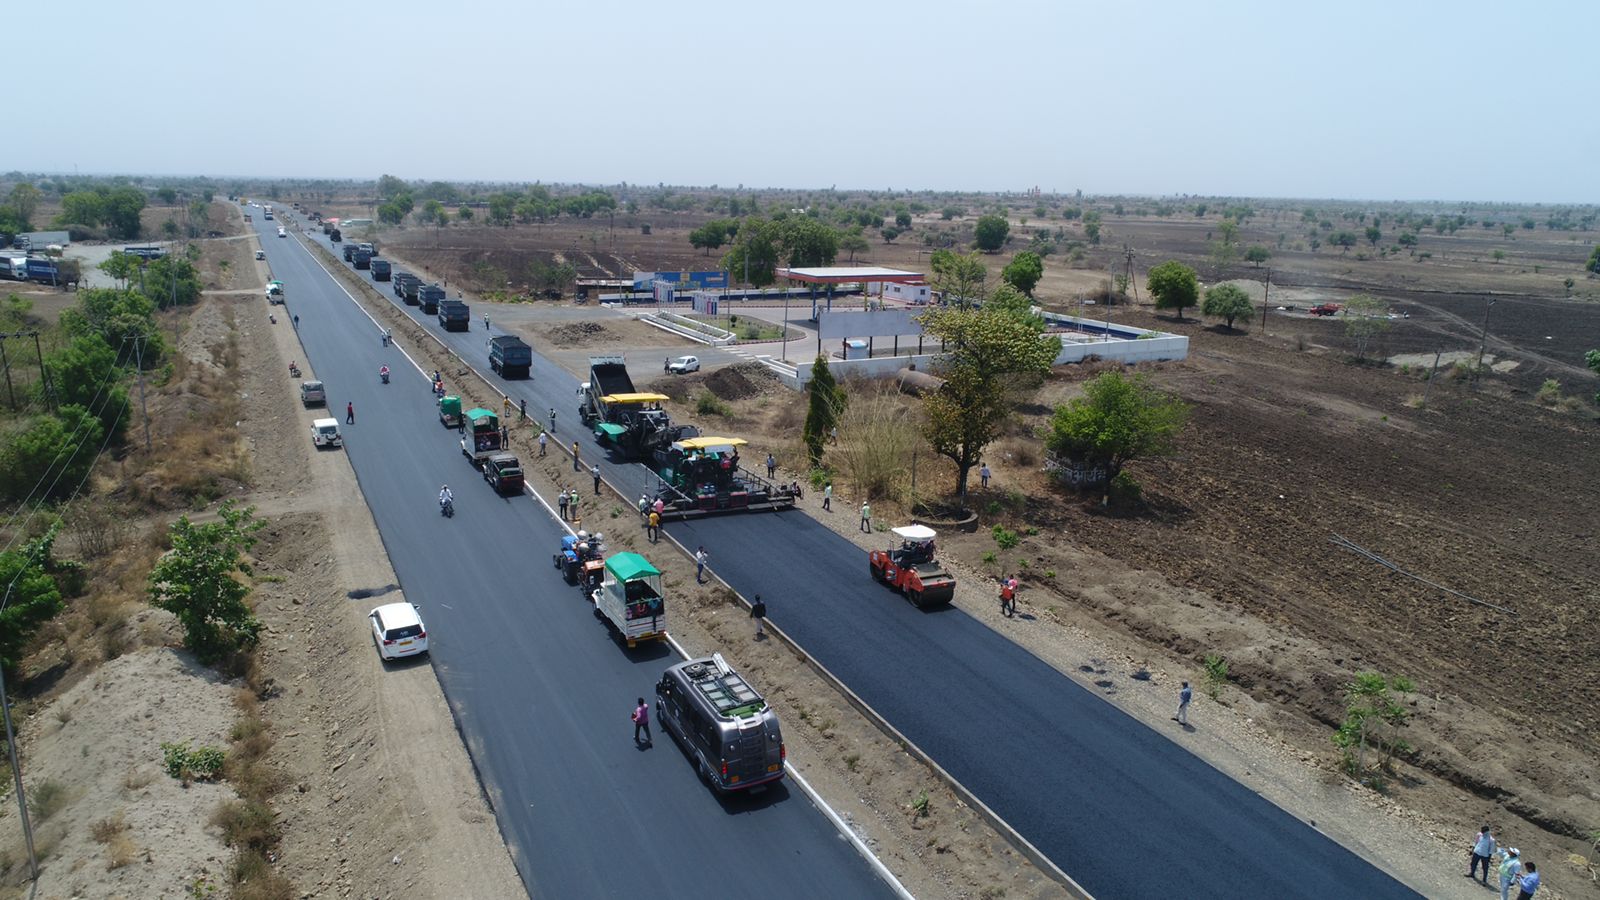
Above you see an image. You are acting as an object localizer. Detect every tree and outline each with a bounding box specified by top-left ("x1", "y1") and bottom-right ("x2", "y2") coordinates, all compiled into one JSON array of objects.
[
  {"x1": 930, "y1": 249, "x2": 987, "y2": 308},
  {"x1": 779, "y1": 216, "x2": 839, "y2": 266},
  {"x1": 1045, "y1": 371, "x2": 1188, "y2": 485},
  {"x1": 895, "y1": 210, "x2": 912, "y2": 229},
  {"x1": 457, "y1": 204, "x2": 474, "y2": 222},
  {"x1": 488, "y1": 193, "x2": 516, "y2": 227},
  {"x1": 688, "y1": 219, "x2": 732, "y2": 255},
  {"x1": 376, "y1": 174, "x2": 408, "y2": 200},
  {"x1": 1001, "y1": 250, "x2": 1044, "y2": 297},
  {"x1": 99, "y1": 251, "x2": 143, "y2": 287},
  {"x1": 839, "y1": 229, "x2": 870, "y2": 262},
  {"x1": 8, "y1": 183, "x2": 41, "y2": 225},
  {"x1": 721, "y1": 217, "x2": 782, "y2": 287},
  {"x1": 802, "y1": 356, "x2": 846, "y2": 467},
  {"x1": 377, "y1": 202, "x2": 406, "y2": 225},
  {"x1": 1147, "y1": 260, "x2": 1199, "y2": 320},
  {"x1": 920, "y1": 303, "x2": 1060, "y2": 495},
  {"x1": 45, "y1": 335, "x2": 130, "y2": 443},
  {"x1": 1332, "y1": 231, "x2": 1358, "y2": 253},
  {"x1": 147, "y1": 500, "x2": 265, "y2": 664},
  {"x1": 1216, "y1": 219, "x2": 1239, "y2": 246},
  {"x1": 1332, "y1": 672, "x2": 1413, "y2": 777},
  {"x1": 0, "y1": 524, "x2": 67, "y2": 674},
  {"x1": 1202, "y1": 283, "x2": 1254, "y2": 330},
  {"x1": 1397, "y1": 232, "x2": 1418, "y2": 253},
  {"x1": 974, "y1": 214, "x2": 1010, "y2": 252},
  {"x1": 880, "y1": 226, "x2": 901, "y2": 244},
  {"x1": 418, "y1": 199, "x2": 445, "y2": 226},
  {"x1": 1244, "y1": 245, "x2": 1271, "y2": 267},
  {"x1": 141, "y1": 256, "x2": 202, "y2": 308},
  {"x1": 100, "y1": 187, "x2": 147, "y2": 239},
  {"x1": 156, "y1": 187, "x2": 179, "y2": 205},
  {"x1": 1342, "y1": 293, "x2": 1390, "y2": 360},
  {"x1": 1365, "y1": 225, "x2": 1381, "y2": 247},
  {"x1": 1586, "y1": 348, "x2": 1600, "y2": 402},
  {"x1": 1084, "y1": 222, "x2": 1102, "y2": 245},
  {"x1": 1587, "y1": 245, "x2": 1600, "y2": 273},
  {"x1": 57, "y1": 191, "x2": 106, "y2": 227},
  {"x1": 0, "y1": 406, "x2": 107, "y2": 501},
  {"x1": 941, "y1": 206, "x2": 962, "y2": 221}
]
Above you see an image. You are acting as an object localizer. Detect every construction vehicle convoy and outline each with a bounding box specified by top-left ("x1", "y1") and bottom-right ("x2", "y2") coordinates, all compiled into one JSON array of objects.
[
  {"x1": 868, "y1": 524, "x2": 956, "y2": 607},
  {"x1": 419, "y1": 284, "x2": 444, "y2": 314}
]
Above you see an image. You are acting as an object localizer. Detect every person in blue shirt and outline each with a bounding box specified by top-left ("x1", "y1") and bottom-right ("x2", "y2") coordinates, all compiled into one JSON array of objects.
[{"x1": 1515, "y1": 862, "x2": 1539, "y2": 899}]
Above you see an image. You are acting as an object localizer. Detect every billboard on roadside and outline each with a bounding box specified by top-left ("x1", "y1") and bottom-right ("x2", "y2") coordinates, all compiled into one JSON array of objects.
[{"x1": 632, "y1": 271, "x2": 728, "y2": 290}]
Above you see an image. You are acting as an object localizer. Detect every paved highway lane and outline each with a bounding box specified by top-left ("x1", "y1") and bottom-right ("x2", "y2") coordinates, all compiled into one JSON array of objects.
[
  {"x1": 253, "y1": 219, "x2": 897, "y2": 899},
  {"x1": 302, "y1": 227, "x2": 1421, "y2": 899}
]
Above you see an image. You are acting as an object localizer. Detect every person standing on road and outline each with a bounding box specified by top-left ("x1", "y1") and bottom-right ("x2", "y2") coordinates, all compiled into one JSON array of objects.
[
  {"x1": 458, "y1": 413, "x2": 466, "y2": 435},
  {"x1": 751, "y1": 594, "x2": 767, "y2": 639},
  {"x1": 695, "y1": 546, "x2": 708, "y2": 583},
  {"x1": 538, "y1": 431, "x2": 547, "y2": 456},
  {"x1": 859, "y1": 502, "x2": 872, "y2": 533},
  {"x1": 647, "y1": 510, "x2": 661, "y2": 543},
  {"x1": 664, "y1": 357, "x2": 670, "y2": 374},
  {"x1": 558, "y1": 489, "x2": 569, "y2": 520},
  {"x1": 1470, "y1": 826, "x2": 1498, "y2": 885},
  {"x1": 520, "y1": 398, "x2": 527, "y2": 420},
  {"x1": 548, "y1": 407, "x2": 556, "y2": 432},
  {"x1": 638, "y1": 494, "x2": 650, "y2": 518},
  {"x1": 591, "y1": 464, "x2": 602, "y2": 495},
  {"x1": 500, "y1": 424, "x2": 509, "y2": 448},
  {"x1": 345, "y1": 401, "x2": 355, "y2": 425},
  {"x1": 292, "y1": 314, "x2": 299, "y2": 329},
  {"x1": 652, "y1": 497, "x2": 665, "y2": 518},
  {"x1": 1498, "y1": 848, "x2": 1523, "y2": 900},
  {"x1": 980, "y1": 462, "x2": 991, "y2": 489},
  {"x1": 483, "y1": 312, "x2": 491, "y2": 331},
  {"x1": 1515, "y1": 862, "x2": 1539, "y2": 900},
  {"x1": 822, "y1": 482, "x2": 832, "y2": 511},
  {"x1": 572, "y1": 442, "x2": 581, "y2": 472},
  {"x1": 632, "y1": 698, "x2": 651, "y2": 747},
  {"x1": 1174, "y1": 681, "x2": 1193, "y2": 726},
  {"x1": 766, "y1": 453, "x2": 776, "y2": 478}
]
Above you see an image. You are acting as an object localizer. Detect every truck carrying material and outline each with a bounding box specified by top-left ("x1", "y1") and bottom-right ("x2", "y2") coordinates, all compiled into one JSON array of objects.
[
  {"x1": 587, "y1": 355, "x2": 635, "y2": 398},
  {"x1": 370, "y1": 259, "x2": 392, "y2": 281},
  {"x1": 353, "y1": 250, "x2": 371, "y2": 270},
  {"x1": 419, "y1": 284, "x2": 445, "y2": 315},
  {"x1": 489, "y1": 335, "x2": 533, "y2": 379},
  {"x1": 393, "y1": 272, "x2": 421, "y2": 301},
  {"x1": 459, "y1": 407, "x2": 502, "y2": 465},
  {"x1": 438, "y1": 298, "x2": 469, "y2": 331},
  {"x1": 591, "y1": 552, "x2": 666, "y2": 648}
]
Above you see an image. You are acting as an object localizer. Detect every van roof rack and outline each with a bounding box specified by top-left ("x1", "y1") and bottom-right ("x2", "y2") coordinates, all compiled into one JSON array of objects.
[{"x1": 683, "y1": 654, "x2": 764, "y2": 719}]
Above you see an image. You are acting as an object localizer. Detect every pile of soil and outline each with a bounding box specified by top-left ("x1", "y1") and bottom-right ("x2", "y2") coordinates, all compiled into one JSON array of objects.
[
  {"x1": 547, "y1": 321, "x2": 614, "y2": 346},
  {"x1": 701, "y1": 363, "x2": 777, "y2": 401}
]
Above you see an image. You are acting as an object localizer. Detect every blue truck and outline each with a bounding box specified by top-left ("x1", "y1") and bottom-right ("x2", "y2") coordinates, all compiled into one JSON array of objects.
[{"x1": 489, "y1": 335, "x2": 532, "y2": 379}]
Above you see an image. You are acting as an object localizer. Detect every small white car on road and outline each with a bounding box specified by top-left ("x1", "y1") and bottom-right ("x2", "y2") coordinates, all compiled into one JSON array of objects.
[
  {"x1": 254, "y1": 249, "x2": 265, "y2": 260},
  {"x1": 311, "y1": 418, "x2": 342, "y2": 448},
  {"x1": 277, "y1": 227, "x2": 286, "y2": 238},
  {"x1": 370, "y1": 603, "x2": 428, "y2": 661},
  {"x1": 667, "y1": 355, "x2": 700, "y2": 374}
]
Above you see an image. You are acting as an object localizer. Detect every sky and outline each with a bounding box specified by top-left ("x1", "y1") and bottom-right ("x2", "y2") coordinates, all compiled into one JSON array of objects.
[{"x1": 11, "y1": 0, "x2": 1596, "y2": 203}]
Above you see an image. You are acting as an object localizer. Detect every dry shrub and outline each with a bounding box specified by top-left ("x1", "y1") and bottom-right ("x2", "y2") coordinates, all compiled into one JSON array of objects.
[
  {"x1": 831, "y1": 384, "x2": 922, "y2": 504},
  {"x1": 121, "y1": 767, "x2": 155, "y2": 792},
  {"x1": 90, "y1": 810, "x2": 136, "y2": 870},
  {"x1": 71, "y1": 502, "x2": 134, "y2": 559},
  {"x1": 228, "y1": 850, "x2": 295, "y2": 900},
  {"x1": 26, "y1": 779, "x2": 68, "y2": 822},
  {"x1": 212, "y1": 799, "x2": 277, "y2": 851}
]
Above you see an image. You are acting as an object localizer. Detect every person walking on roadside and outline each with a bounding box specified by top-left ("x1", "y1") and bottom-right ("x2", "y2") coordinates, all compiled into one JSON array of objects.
[
  {"x1": 519, "y1": 398, "x2": 527, "y2": 420},
  {"x1": 632, "y1": 697, "x2": 651, "y2": 747},
  {"x1": 751, "y1": 594, "x2": 767, "y2": 639},
  {"x1": 558, "y1": 489, "x2": 569, "y2": 520},
  {"x1": 695, "y1": 546, "x2": 708, "y2": 584},
  {"x1": 345, "y1": 401, "x2": 355, "y2": 424},
  {"x1": 647, "y1": 510, "x2": 661, "y2": 543},
  {"x1": 766, "y1": 453, "x2": 777, "y2": 479},
  {"x1": 979, "y1": 462, "x2": 991, "y2": 489},
  {"x1": 638, "y1": 494, "x2": 650, "y2": 519},
  {"x1": 999, "y1": 575, "x2": 1017, "y2": 617},
  {"x1": 822, "y1": 482, "x2": 832, "y2": 511},
  {"x1": 1470, "y1": 826, "x2": 1498, "y2": 885},
  {"x1": 653, "y1": 497, "x2": 665, "y2": 518},
  {"x1": 1498, "y1": 848, "x2": 1523, "y2": 900},
  {"x1": 500, "y1": 424, "x2": 509, "y2": 448},
  {"x1": 572, "y1": 441, "x2": 581, "y2": 471},
  {"x1": 538, "y1": 431, "x2": 547, "y2": 456},
  {"x1": 1174, "y1": 681, "x2": 1193, "y2": 726},
  {"x1": 859, "y1": 501, "x2": 872, "y2": 533},
  {"x1": 1515, "y1": 862, "x2": 1539, "y2": 900},
  {"x1": 503, "y1": 396, "x2": 512, "y2": 420},
  {"x1": 591, "y1": 464, "x2": 602, "y2": 495}
]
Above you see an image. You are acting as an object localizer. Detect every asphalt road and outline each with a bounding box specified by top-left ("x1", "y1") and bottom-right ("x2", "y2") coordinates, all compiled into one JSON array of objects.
[
  {"x1": 252, "y1": 219, "x2": 896, "y2": 899},
  {"x1": 300, "y1": 224, "x2": 1422, "y2": 900}
]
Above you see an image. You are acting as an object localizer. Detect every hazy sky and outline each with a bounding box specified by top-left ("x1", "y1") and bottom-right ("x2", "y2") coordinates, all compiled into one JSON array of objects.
[{"x1": 12, "y1": 0, "x2": 1595, "y2": 202}]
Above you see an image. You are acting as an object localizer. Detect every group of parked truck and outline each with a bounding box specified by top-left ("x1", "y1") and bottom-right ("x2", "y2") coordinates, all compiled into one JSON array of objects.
[{"x1": 0, "y1": 255, "x2": 79, "y2": 286}]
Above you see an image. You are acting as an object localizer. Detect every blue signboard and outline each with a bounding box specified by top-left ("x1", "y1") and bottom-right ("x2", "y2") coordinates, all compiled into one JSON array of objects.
[{"x1": 633, "y1": 271, "x2": 728, "y2": 290}]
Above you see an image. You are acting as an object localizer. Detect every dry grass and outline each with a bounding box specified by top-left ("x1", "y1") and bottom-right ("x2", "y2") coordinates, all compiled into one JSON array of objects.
[
  {"x1": 829, "y1": 381, "x2": 924, "y2": 506},
  {"x1": 211, "y1": 799, "x2": 276, "y2": 852},
  {"x1": 90, "y1": 810, "x2": 136, "y2": 870},
  {"x1": 25, "y1": 779, "x2": 68, "y2": 822}
]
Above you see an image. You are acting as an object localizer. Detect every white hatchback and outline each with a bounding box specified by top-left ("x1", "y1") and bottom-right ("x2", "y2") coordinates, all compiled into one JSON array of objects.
[{"x1": 370, "y1": 603, "x2": 428, "y2": 661}]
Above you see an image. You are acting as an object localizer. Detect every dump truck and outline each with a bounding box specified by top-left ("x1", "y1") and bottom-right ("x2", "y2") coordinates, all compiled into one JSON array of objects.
[
  {"x1": 438, "y1": 298, "x2": 469, "y2": 331},
  {"x1": 370, "y1": 259, "x2": 391, "y2": 281},
  {"x1": 648, "y1": 437, "x2": 796, "y2": 518},
  {"x1": 868, "y1": 524, "x2": 957, "y2": 607},
  {"x1": 489, "y1": 335, "x2": 533, "y2": 379},
  {"x1": 353, "y1": 250, "x2": 372, "y2": 270},
  {"x1": 418, "y1": 284, "x2": 444, "y2": 314},
  {"x1": 393, "y1": 272, "x2": 421, "y2": 301},
  {"x1": 459, "y1": 407, "x2": 502, "y2": 467},
  {"x1": 590, "y1": 552, "x2": 666, "y2": 648},
  {"x1": 575, "y1": 356, "x2": 686, "y2": 458}
]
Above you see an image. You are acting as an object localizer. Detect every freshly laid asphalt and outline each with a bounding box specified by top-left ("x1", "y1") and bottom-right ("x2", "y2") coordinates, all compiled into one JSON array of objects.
[
  {"x1": 289, "y1": 220, "x2": 1422, "y2": 899},
  {"x1": 253, "y1": 219, "x2": 896, "y2": 899}
]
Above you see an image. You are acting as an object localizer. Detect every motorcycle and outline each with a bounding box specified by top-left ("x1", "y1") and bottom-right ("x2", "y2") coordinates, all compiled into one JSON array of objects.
[
  {"x1": 380, "y1": 368, "x2": 390, "y2": 385},
  {"x1": 440, "y1": 497, "x2": 454, "y2": 518}
]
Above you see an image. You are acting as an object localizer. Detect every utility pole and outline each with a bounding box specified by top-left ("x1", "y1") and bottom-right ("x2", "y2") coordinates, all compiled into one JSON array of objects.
[
  {"x1": 0, "y1": 335, "x2": 15, "y2": 408},
  {"x1": 1123, "y1": 245, "x2": 1141, "y2": 304},
  {"x1": 1261, "y1": 266, "x2": 1271, "y2": 333},
  {"x1": 1473, "y1": 298, "x2": 1496, "y2": 387},
  {"x1": 1, "y1": 620, "x2": 40, "y2": 884},
  {"x1": 32, "y1": 332, "x2": 55, "y2": 412},
  {"x1": 135, "y1": 335, "x2": 151, "y2": 451},
  {"x1": 1422, "y1": 347, "x2": 1443, "y2": 408}
]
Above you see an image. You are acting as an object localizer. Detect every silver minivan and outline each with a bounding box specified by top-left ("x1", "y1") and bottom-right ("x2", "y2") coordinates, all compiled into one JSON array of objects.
[{"x1": 655, "y1": 654, "x2": 785, "y2": 793}]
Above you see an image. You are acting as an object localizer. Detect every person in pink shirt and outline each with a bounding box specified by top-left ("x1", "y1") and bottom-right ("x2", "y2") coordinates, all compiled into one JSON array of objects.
[{"x1": 631, "y1": 698, "x2": 651, "y2": 747}]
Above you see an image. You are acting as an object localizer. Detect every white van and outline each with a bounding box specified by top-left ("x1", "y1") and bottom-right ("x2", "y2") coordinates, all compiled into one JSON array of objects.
[{"x1": 369, "y1": 602, "x2": 428, "y2": 661}]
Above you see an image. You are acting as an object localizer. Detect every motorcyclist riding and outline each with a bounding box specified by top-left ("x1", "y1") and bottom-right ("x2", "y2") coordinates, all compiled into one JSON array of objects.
[
  {"x1": 439, "y1": 485, "x2": 454, "y2": 516},
  {"x1": 380, "y1": 365, "x2": 390, "y2": 384}
]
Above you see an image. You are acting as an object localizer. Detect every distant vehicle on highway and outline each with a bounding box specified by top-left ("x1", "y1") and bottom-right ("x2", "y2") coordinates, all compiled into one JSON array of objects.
[
  {"x1": 369, "y1": 602, "x2": 428, "y2": 661},
  {"x1": 667, "y1": 355, "x2": 700, "y2": 374},
  {"x1": 254, "y1": 249, "x2": 265, "y2": 260},
  {"x1": 277, "y1": 227, "x2": 286, "y2": 238},
  {"x1": 655, "y1": 653, "x2": 785, "y2": 793}
]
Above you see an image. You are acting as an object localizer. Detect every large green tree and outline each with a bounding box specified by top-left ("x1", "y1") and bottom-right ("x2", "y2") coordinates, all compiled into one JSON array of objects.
[
  {"x1": 929, "y1": 249, "x2": 987, "y2": 308},
  {"x1": 721, "y1": 217, "x2": 782, "y2": 287},
  {"x1": 1202, "y1": 283, "x2": 1254, "y2": 330},
  {"x1": 1147, "y1": 260, "x2": 1200, "y2": 320},
  {"x1": 100, "y1": 187, "x2": 147, "y2": 239},
  {"x1": 147, "y1": 500, "x2": 265, "y2": 664},
  {"x1": 974, "y1": 214, "x2": 1010, "y2": 252},
  {"x1": 688, "y1": 219, "x2": 734, "y2": 255},
  {"x1": 920, "y1": 302, "x2": 1061, "y2": 496},
  {"x1": 141, "y1": 256, "x2": 202, "y2": 309},
  {"x1": 0, "y1": 525, "x2": 67, "y2": 674},
  {"x1": 45, "y1": 334, "x2": 131, "y2": 443},
  {"x1": 1001, "y1": 250, "x2": 1044, "y2": 297},
  {"x1": 803, "y1": 356, "x2": 846, "y2": 467},
  {"x1": 1046, "y1": 371, "x2": 1188, "y2": 486},
  {"x1": 0, "y1": 406, "x2": 108, "y2": 501}
]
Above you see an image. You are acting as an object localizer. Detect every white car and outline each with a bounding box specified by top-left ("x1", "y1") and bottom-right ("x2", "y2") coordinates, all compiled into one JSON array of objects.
[
  {"x1": 310, "y1": 418, "x2": 342, "y2": 448},
  {"x1": 254, "y1": 249, "x2": 265, "y2": 260},
  {"x1": 277, "y1": 227, "x2": 286, "y2": 238},
  {"x1": 667, "y1": 355, "x2": 700, "y2": 374},
  {"x1": 370, "y1": 603, "x2": 428, "y2": 661}
]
